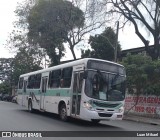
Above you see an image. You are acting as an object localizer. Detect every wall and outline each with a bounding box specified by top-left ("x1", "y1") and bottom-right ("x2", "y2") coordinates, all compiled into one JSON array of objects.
[{"x1": 125, "y1": 94, "x2": 160, "y2": 118}]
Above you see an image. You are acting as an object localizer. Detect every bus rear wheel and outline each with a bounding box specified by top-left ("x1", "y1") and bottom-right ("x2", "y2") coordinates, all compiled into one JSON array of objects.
[{"x1": 59, "y1": 104, "x2": 68, "y2": 121}]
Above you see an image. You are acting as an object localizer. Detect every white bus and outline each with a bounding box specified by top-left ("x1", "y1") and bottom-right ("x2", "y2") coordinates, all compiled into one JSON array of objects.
[{"x1": 17, "y1": 58, "x2": 126, "y2": 123}]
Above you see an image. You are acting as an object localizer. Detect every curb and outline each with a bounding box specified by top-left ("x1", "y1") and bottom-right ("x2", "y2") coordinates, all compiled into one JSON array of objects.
[{"x1": 123, "y1": 115, "x2": 160, "y2": 125}]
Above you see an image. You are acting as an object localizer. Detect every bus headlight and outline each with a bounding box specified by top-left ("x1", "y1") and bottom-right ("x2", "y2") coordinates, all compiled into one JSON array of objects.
[
  {"x1": 118, "y1": 106, "x2": 124, "y2": 113},
  {"x1": 83, "y1": 102, "x2": 94, "y2": 111}
]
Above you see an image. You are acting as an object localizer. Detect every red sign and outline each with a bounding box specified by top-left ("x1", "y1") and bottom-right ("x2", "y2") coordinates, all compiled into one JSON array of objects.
[{"x1": 125, "y1": 95, "x2": 160, "y2": 115}]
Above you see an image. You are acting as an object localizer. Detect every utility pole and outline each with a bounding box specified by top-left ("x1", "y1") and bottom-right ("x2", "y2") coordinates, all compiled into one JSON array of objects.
[{"x1": 115, "y1": 21, "x2": 119, "y2": 62}]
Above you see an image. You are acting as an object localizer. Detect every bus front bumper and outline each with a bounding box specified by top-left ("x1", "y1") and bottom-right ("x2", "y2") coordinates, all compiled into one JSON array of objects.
[{"x1": 80, "y1": 108, "x2": 124, "y2": 121}]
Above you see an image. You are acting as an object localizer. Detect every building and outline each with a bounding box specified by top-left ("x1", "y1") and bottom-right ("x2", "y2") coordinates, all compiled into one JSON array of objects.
[{"x1": 121, "y1": 45, "x2": 155, "y2": 59}]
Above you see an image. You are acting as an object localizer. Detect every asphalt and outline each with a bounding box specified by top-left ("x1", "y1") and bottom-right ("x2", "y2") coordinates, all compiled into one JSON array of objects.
[{"x1": 123, "y1": 114, "x2": 160, "y2": 125}]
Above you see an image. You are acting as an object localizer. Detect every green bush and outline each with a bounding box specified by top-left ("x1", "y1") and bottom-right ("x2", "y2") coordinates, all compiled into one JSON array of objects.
[{"x1": 122, "y1": 53, "x2": 160, "y2": 96}]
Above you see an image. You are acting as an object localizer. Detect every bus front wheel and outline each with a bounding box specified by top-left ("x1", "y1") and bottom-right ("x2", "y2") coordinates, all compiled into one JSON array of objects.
[{"x1": 59, "y1": 104, "x2": 68, "y2": 121}]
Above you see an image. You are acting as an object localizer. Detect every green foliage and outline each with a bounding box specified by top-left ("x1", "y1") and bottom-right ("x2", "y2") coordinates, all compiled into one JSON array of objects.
[
  {"x1": 0, "y1": 58, "x2": 13, "y2": 82},
  {"x1": 122, "y1": 53, "x2": 160, "y2": 96},
  {"x1": 0, "y1": 48, "x2": 42, "y2": 88},
  {"x1": 0, "y1": 81, "x2": 11, "y2": 95},
  {"x1": 28, "y1": 0, "x2": 85, "y2": 62},
  {"x1": 81, "y1": 27, "x2": 121, "y2": 61},
  {"x1": 11, "y1": 48, "x2": 42, "y2": 85}
]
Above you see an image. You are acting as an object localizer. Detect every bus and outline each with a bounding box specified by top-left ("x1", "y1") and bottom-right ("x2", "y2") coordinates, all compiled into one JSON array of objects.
[{"x1": 17, "y1": 58, "x2": 126, "y2": 123}]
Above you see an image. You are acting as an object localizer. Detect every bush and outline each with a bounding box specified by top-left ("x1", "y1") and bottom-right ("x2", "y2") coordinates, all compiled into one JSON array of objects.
[{"x1": 122, "y1": 53, "x2": 160, "y2": 96}]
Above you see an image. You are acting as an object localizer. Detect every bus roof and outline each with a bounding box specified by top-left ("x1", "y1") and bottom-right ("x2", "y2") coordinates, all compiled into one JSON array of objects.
[{"x1": 20, "y1": 58, "x2": 124, "y2": 77}]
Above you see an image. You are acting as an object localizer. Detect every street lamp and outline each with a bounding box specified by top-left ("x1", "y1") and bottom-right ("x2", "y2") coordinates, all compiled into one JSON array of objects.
[{"x1": 115, "y1": 21, "x2": 119, "y2": 62}]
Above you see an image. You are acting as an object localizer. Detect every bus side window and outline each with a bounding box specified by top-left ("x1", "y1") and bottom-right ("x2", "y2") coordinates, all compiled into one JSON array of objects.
[
  {"x1": 48, "y1": 71, "x2": 52, "y2": 88},
  {"x1": 78, "y1": 72, "x2": 84, "y2": 93},
  {"x1": 18, "y1": 77, "x2": 24, "y2": 89},
  {"x1": 42, "y1": 78, "x2": 47, "y2": 93},
  {"x1": 23, "y1": 80, "x2": 27, "y2": 92},
  {"x1": 28, "y1": 75, "x2": 34, "y2": 89},
  {"x1": 73, "y1": 73, "x2": 78, "y2": 93},
  {"x1": 49, "y1": 69, "x2": 61, "y2": 88},
  {"x1": 61, "y1": 67, "x2": 73, "y2": 88},
  {"x1": 35, "y1": 73, "x2": 41, "y2": 89},
  {"x1": 73, "y1": 72, "x2": 83, "y2": 93},
  {"x1": 27, "y1": 76, "x2": 31, "y2": 89}
]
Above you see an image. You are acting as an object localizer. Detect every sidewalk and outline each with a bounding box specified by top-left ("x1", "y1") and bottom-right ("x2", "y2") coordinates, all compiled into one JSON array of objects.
[{"x1": 123, "y1": 114, "x2": 160, "y2": 125}]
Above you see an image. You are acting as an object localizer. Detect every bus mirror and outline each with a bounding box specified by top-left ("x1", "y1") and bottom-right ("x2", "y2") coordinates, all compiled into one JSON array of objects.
[{"x1": 83, "y1": 71, "x2": 88, "y2": 79}]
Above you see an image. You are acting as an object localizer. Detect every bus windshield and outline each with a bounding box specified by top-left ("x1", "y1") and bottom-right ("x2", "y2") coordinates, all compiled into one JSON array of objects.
[{"x1": 85, "y1": 70, "x2": 126, "y2": 101}]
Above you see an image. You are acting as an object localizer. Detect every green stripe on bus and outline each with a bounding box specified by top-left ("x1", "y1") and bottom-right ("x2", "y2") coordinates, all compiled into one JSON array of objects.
[{"x1": 18, "y1": 89, "x2": 71, "y2": 97}]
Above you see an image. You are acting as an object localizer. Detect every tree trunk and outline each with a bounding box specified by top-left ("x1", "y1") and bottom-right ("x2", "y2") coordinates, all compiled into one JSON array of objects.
[
  {"x1": 144, "y1": 43, "x2": 157, "y2": 60},
  {"x1": 153, "y1": 33, "x2": 160, "y2": 60},
  {"x1": 70, "y1": 47, "x2": 76, "y2": 60}
]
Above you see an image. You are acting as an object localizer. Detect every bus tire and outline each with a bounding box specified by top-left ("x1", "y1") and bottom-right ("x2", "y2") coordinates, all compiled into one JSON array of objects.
[
  {"x1": 59, "y1": 104, "x2": 68, "y2": 121},
  {"x1": 91, "y1": 119, "x2": 101, "y2": 124},
  {"x1": 28, "y1": 100, "x2": 34, "y2": 113}
]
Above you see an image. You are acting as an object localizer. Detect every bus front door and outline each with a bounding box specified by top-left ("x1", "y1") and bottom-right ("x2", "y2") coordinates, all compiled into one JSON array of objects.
[
  {"x1": 72, "y1": 71, "x2": 83, "y2": 116},
  {"x1": 40, "y1": 77, "x2": 48, "y2": 110}
]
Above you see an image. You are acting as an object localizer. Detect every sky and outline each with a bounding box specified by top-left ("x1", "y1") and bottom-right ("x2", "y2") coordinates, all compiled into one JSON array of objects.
[
  {"x1": 0, "y1": 0, "x2": 23, "y2": 58},
  {"x1": 0, "y1": 0, "x2": 153, "y2": 60}
]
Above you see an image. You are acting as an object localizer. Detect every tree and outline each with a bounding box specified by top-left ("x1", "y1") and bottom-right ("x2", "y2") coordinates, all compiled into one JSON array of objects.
[
  {"x1": 81, "y1": 27, "x2": 121, "y2": 61},
  {"x1": 0, "y1": 82, "x2": 11, "y2": 95},
  {"x1": 122, "y1": 53, "x2": 160, "y2": 113},
  {"x1": 6, "y1": 0, "x2": 108, "y2": 64},
  {"x1": 6, "y1": 0, "x2": 46, "y2": 66},
  {"x1": 122, "y1": 54, "x2": 150, "y2": 94},
  {"x1": 88, "y1": 0, "x2": 160, "y2": 60},
  {"x1": 122, "y1": 53, "x2": 160, "y2": 96},
  {"x1": 5, "y1": 0, "x2": 58, "y2": 66},
  {"x1": 11, "y1": 48, "x2": 42, "y2": 85},
  {"x1": 0, "y1": 58, "x2": 13, "y2": 95},
  {"x1": 27, "y1": 0, "x2": 85, "y2": 62},
  {"x1": 28, "y1": 0, "x2": 108, "y2": 61},
  {"x1": 105, "y1": 0, "x2": 160, "y2": 60},
  {"x1": 0, "y1": 58, "x2": 13, "y2": 82}
]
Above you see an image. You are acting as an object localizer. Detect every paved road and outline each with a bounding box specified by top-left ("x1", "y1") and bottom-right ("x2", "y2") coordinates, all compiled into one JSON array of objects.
[{"x1": 0, "y1": 101, "x2": 159, "y2": 140}]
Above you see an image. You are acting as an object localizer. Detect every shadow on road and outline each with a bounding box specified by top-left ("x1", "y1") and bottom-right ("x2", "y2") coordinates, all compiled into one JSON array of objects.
[{"x1": 19, "y1": 109, "x2": 123, "y2": 130}]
